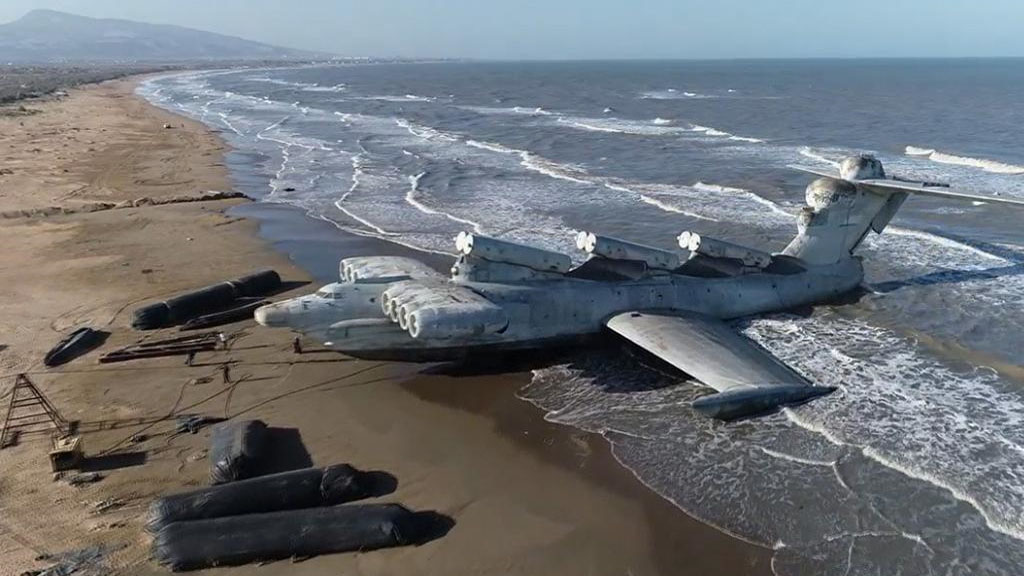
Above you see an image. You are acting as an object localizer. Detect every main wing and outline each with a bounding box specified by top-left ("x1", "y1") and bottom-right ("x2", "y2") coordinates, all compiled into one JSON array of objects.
[{"x1": 605, "y1": 311, "x2": 835, "y2": 420}]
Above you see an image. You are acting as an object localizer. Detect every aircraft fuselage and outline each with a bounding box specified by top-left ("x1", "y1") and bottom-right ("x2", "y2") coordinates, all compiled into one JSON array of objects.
[{"x1": 255, "y1": 256, "x2": 863, "y2": 361}]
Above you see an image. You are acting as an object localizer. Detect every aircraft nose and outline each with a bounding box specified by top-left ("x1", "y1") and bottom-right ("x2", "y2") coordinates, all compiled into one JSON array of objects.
[{"x1": 254, "y1": 303, "x2": 289, "y2": 327}]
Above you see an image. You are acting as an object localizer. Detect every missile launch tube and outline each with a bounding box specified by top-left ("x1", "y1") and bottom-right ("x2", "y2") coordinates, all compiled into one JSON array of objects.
[
  {"x1": 456, "y1": 232, "x2": 572, "y2": 273},
  {"x1": 577, "y1": 232, "x2": 680, "y2": 270},
  {"x1": 678, "y1": 231, "x2": 773, "y2": 269}
]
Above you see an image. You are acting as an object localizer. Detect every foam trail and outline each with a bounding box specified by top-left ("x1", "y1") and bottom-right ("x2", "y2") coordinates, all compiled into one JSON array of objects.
[
  {"x1": 396, "y1": 118, "x2": 458, "y2": 142},
  {"x1": 604, "y1": 179, "x2": 720, "y2": 221},
  {"x1": 689, "y1": 124, "x2": 765, "y2": 143},
  {"x1": 799, "y1": 147, "x2": 841, "y2": 168},
  {"x1": 216, "y1": 112, "x2": 244, "y2": 136},
  {"x1": 744, "y1": 315, "x2": 1024, "y2": 542},
  {"x1": 905, "y1": 146, "x2": 1024, "y2": 175},
  {"x1": 333, "y1": 154, "x2": 395, "y2": 237},
  {"x1": 885, "y1": 227, "x2": 1005, "y2": 263},
  {"x1": 404, "y1": 172, "x2": 485, "y2": 233},
  {"x1": 693, "y1": 182, "x2": 794, "y2": 218},
  {"x1": 558, "y1": 117, "x2": 626, "y2": 134},
  {"x1": 466, "y1": 139, "x2": 593, "y2": 184},
  {"x1": 640, "y1": 89, "x2": 715, "y2": 100},
  {"x1": 459, "y1": 105, "x2": 553, "y2": 116},
  {"x1": 638, "y1": 194, "x2": 721, "y2": 222}
]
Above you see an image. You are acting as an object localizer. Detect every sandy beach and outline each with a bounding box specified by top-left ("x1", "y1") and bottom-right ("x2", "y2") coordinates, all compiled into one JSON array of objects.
[{"x1": 0, "y1": 77, "x2": 771, "y2": 575}]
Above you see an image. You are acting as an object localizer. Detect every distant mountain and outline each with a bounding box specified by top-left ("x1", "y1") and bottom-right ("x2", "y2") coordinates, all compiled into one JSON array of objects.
[{"x1": 0, "y1": 10, "x2": 328, "y2": 62}]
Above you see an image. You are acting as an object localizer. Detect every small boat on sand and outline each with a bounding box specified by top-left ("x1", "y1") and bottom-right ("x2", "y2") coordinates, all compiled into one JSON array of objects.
[{"x1": 43, "y1": 327, "x2": 107, "y2": 367}]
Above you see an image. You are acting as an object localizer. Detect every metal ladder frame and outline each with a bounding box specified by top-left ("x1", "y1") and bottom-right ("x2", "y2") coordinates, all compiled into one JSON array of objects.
[{"x1": 0, "y1": 374, "x2": 69, "y2": 448}]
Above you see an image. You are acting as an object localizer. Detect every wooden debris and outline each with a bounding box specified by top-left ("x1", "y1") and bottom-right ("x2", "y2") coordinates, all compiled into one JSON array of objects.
[{"x1": 98, "y1": 331, "x2": 222, "y2": 363}]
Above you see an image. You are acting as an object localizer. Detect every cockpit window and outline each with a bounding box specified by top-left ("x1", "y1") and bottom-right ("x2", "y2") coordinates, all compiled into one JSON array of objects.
[{"x1": 315, "y1": 286, "x2": 345, "y2": 300}]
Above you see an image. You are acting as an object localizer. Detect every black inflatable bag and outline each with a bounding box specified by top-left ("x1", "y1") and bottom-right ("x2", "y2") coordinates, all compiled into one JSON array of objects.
[
  {"x1": 208, "y1": 420, "x2": 268, "y2": 484},
  {"x1": 165, "y1": 282, "x2": 238, "y2": 323},
  {"x1": 230, "y1": 270, "x2": 281, "y2": 297},
  {"x1": 146, "y1": 465, "x2": 367, "y2": 532},
  {"x1": 152, "y1": 504, "x2": 417, "y2": 571},
  {"x1": 132, "y1": 302, "x2": 171, "y2": 330}
]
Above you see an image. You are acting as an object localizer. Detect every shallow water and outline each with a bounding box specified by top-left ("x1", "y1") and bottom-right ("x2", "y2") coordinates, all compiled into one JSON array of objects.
[{"x1": 141, "y1": 60, "x2": 1024, "y2": 574}]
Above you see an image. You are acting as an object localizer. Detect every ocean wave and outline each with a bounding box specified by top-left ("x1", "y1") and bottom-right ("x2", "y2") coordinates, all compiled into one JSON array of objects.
[
  {"x1": 637, "y1": 193, "x2": 720, "y2": 222},
  {"x1": 692, "y1": 182, "x2": 793, "y2": 217},
  {"x1": 250, "y1": 77, "x2": 347, "y2": 92},
  {"x1": 602, "y1": 179, "x2": 786, "y2": 225},
  {"x1": 395, "y1": 118, "x2": 458, "y2": 142},
  {"x1": 798, "y1": 147, "x2": 841, "y2": 168},
  {"x1": 556, "y1": 117, "x2": 628, "y2": 134},
  {"x1": 355, "y1": 94, "x2": 437, "y2": 103},
  {"x1": 467, "y1": 104, "x2": 763, "y2": 142},
  {"x1": 551, "y1": 115, "x2": 764, "y2": 142},
  {"x1": 905, "y1": 146, "x2": 1024, "y2": 175},
  {"x1": 459, "y1": 105, "x2": 551, "y2": 116},
  {"x1": 466, "y1": 139, "x2": 593, "y2": 184},
  {"x1": 523, "y1": 307, "x2": 1024, "y2": 575},
  {"x1": 403, "y1": 172, "x2": 485, "y2": 233},
  {"x1": 640, "y1": 88, "x2": 715, "y2": 100},
  {"x1": 689, "y1": 125, "x2": 765, "y2": 143},
  {"x1": 745, "y1": 314, "x2": 1024, "y2": 542}
]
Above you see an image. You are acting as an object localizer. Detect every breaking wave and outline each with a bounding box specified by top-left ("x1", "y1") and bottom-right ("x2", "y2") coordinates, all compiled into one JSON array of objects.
[
  {"x1": 799, "y1": 146, "x2": 841, "y2": 168},
  {"x1": 640, "y1": 88, "x2": 715, "y2": 100},
  {"x1": 460, "y1": 105, "x2": 552, "y2": 116},
  {"x1": 404, "y1": 172, "x2": 484, "y2": 233},
  {"x1": 905, "y1": 146, "x2": 1024, "y2": 175},
  {"x1": 249, "y1": 77, "x2": 346, "y2": 92}
]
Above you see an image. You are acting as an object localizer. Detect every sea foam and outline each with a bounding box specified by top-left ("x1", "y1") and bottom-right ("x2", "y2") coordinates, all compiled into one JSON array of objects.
[{"x1": 905, "y1": 146, "x2": 1024, "y2": 175}]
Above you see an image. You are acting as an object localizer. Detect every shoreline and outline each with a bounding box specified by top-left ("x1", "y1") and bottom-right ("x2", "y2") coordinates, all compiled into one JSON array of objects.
[
  {"x1": 0, "y1": 74, "x2": 771, "y2": 575},
  {"x1": 227, "y1": 126, "x2": 773, "y2": 574}
]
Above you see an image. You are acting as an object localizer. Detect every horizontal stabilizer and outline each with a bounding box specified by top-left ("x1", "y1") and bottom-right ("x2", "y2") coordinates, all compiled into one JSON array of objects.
[
  {"x1": 788, "y1": 164, "x2": 1024, "y2": 207},
  {"x1": 858, "y1": 179, "x2": 1024, "y2": 207},
  {"x1": 787, "y1": 164, "x2": 843, "y2": 180}
]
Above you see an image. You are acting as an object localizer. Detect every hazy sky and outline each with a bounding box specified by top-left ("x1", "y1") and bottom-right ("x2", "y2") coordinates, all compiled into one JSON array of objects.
[{"x1": 1, "y1": 0, "x2": 1022, "y2": 60}]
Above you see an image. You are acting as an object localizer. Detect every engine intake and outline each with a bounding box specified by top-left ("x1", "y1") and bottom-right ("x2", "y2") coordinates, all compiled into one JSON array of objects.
[{"x1": 380, "y1": 280, "x2": 508, "y2": 340}]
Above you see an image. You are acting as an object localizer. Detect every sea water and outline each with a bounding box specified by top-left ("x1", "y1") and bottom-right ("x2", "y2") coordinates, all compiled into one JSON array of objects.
[{"x1": 140, "y1": 59, "x2": 1024, "y2": 575}]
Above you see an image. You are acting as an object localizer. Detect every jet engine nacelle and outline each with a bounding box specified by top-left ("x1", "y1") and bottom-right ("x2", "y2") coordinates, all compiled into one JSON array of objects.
[
  {"x1": 380, "y1": 279, "x2": 509, "y2": 339},
  {"x1": 340, "y1": 256, "x2": 441, "y2": 283},
  {"x1": 678, "y1": 231, "x2": 772, "y2": 269},
  {"x1": 408, "y1": 303, "x2": 508, "y2": 340},
  {"x1": 576, "y1": 232, "x2": 680, "y2": 271},
  {"x1": 456, "y1": 232, "x2": 572, "y2": 273}
]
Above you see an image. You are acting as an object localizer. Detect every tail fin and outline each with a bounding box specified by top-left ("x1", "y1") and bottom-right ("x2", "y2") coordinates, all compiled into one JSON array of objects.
[{"x1": 783, "y1": 155, "x2": 1024, "y2": 265}]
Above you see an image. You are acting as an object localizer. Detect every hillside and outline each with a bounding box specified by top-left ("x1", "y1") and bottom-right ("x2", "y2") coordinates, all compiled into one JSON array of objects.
[{"x1": 0, "y1": 9, "x2": 326, "y2": 62}]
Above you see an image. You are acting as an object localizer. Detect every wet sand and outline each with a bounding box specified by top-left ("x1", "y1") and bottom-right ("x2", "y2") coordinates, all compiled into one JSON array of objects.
[{"x1": 0, "y1": 77, "x2": 771, "y2": 575}]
